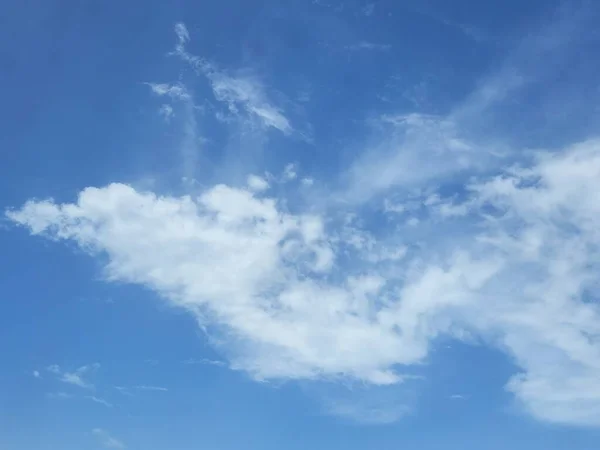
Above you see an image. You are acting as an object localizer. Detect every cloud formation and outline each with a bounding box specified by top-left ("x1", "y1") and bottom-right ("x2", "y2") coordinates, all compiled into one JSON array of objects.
[
  {"x1": 171, "y1": 23, "x2": 293, "y2": 135},
  {"x1": 93, "y1": 429, "x2": 126, "y2": 449},
  {"x1": 7, "y1": 8, "x2": 600, "y2": 429},
  {"x1": 45, "y1": 364, "x2": 99, "y2": 389},
  {"x1": 86, "y1": 396, "x2": 113, "y2": 408},
  {"x1": 8, "y1": 137, "x2": 600, "y2": 426},
  {"x1": 134, "y1": 385, "x2": 168, "y2": 392}
]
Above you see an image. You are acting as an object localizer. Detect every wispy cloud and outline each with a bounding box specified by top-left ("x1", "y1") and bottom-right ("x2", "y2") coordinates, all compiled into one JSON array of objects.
[
  {"x1": 344, "y1": 41, "x2": 391, "y2": 51},
  {"x1": 113, "y1": 384, "x2": 168, "y2": 395},
  {"x1": 45, "y1": 363, "x2": 99, "y2": 389},
  {"x1": 171, "y1": 23, "x2": 294, "y2": 135},
  {"x1": 326, "y1": 401, "x2": 410, "y2": 425},
  {"x1": 362, "y1": 3, "x2": 375, "y2": 17},
  {"x1": 144, "y1": 79, "x2": 201, "y2": 181},
  {"x1": 320, "y1": 382, "x2": 414, "y2": 425},
  {"x1": 32, "y1": 370, "x2": 40, "y2": 378},
  {"x1": 342, "y1": 6, "x2": 592, "y2": 205},
  {"x1": 92, "y1": 429, "x2": 126, "y2": 450},
  {"x1": 86, "y1": 396, "x2": 113, "y2": 408},
  {"x1": 343, "y1": 112, "x2": 483, "y2": 203},
  {"x1": 145, "y1": 82, "x2": 191, "y2": 101},
  {"x1": 406, "y1": 4, "x2": 490, "y2": 43},
  {"x1": 46, "y1": 364, "x2": 60, "y2": 375},
  {"x1": 174, "y1": 22, "x2": 189, "y2": 46},
  {"x1": 158, "y1": 104, "x2": 174, "y2": 122},
  {"x1": 113, "y1": 386, "x2": 133, "y2": 396},
  {"x1": 182, "y1": 358, "x2": 226, "y2": 367},
  {"x1": 134, "y1": 385, "x2": 168, "y2": 392},
  {"x1": 47, "y1": 392, "x2": 73, "y2": 400}
]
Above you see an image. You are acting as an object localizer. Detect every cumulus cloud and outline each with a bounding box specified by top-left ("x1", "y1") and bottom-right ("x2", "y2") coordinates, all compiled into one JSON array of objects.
[{"x1": 8, "y1": 138, "x2": 600, "y2": 427}]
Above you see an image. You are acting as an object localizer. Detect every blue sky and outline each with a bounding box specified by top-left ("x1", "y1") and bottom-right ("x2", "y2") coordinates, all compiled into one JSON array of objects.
[{"x1": 2, "y1": 0, "x2": 600, "y2": 449}]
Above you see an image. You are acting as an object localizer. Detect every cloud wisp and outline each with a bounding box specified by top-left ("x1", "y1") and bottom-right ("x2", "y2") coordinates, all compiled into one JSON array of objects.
[
  {"x1": 46, "y1": 364, "x2": 99, "y2": 389},
  {"x1": 92, "y1": 429, "x2": 126, "y2": 450},
  {"x1": 170, "y1": 23, "x2": 293, "y2": 136},
  {"x1": 182, "y1": 358, "x2": 226, "y2": 367},
  {"x1": 86, "y1": 396, "x2": 113, "y2": 408},
  {"x1": 134, "y1": 385, "x2": 168, "y2": 392}
]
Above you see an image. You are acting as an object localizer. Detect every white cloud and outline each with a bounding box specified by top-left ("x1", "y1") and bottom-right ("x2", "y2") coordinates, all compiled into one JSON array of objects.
[
  {"x1": 6, "y1": 183, "x2": 404, "y2": 385},
  {"x1": 183, "y1": 358, "x2": 226, "y2": 367},
  {"x1": 406, "y1": 217, "x2": 419, "y2": 227},
  {"x1": 362, "y1": 3, "x2": 375, "y2": 16},
  {"x1": 461, "y1": 139, "x2": 600, "y2": 426},
  {"x1": 134, "y1": 385, "x2": 168, "y2": 392},
  {"x1": 113, "y1": 384, "x2": 168, "y2": 394},
  {"x1": 145, "y1": 82, "x2": 190, "y2": 101},
  {"x1": 114, "y1": 386, "x2": 133, "y2": 396},
  {"x1": 322, "y1": 382, "x2": 413, "y2": 425},
  {"x1": 33, "y1": 370, "x2": 40, "y2": 378},
  {"x1": 282, "y1": 163, "x2": 298, "y2": 181},
  {"x1": 46, "y1": 364, "x2": 60, "y2": 374},
  {"x1": 343, "y1": 8, "x2": 586, "y2": 205},
  {"x1": 174, "y1": 22, "x2": 189, "y2": 46},
  {"x1": 327, "y1": 400, "x2": 410, "y2": 425},
  {"x1": 343, "y1": 113, "x2": 485, "y2": 203},
  {"x1": 92, "y1": 429, "x2": 126, "y2": 450},
  {"x1": 158, "y1": 104, "x2": 174, "y2": 121},
  {"x1": 7, "y1": 12, "x2": 600, "y2": 428},
  {"x1": 171, "y1": 23, "x2": 293, "y2": 135},
  {"x1": 8, "y1": 138, "x2": 600, "y2": 427},
  {"x1": 86, "y1": 396, "x2": 113, "y2": 407},
  {"x1": 209, "y1": 73, "x2": 292, "y2": 134},
  {"x1": 345, "y1": 41, "x2": 391, "y2": 51},
  {"x1": 247, "y1": 175, "x2": 270, "y2": 192},
  {"x1": 144, "y1": 78, "x2": 201, "y2": 180},
  {"x1": 45, "y1": 363, "x2": 99, "y2": 389}
]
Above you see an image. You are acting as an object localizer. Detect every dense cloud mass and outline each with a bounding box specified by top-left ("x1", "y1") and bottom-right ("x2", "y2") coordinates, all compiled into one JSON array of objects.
[{"x1": 9, "y1": 139, "x2": 600, "y2": 426}]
